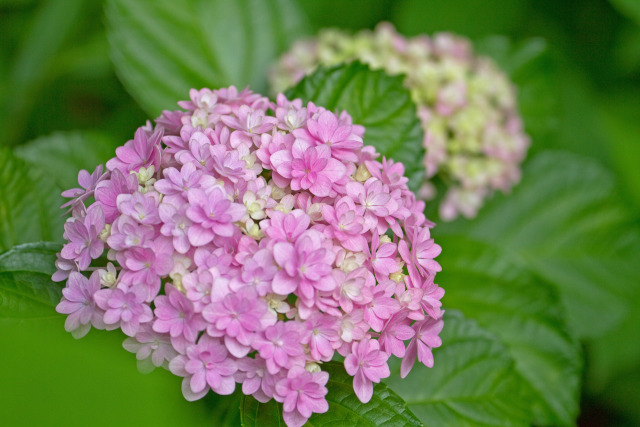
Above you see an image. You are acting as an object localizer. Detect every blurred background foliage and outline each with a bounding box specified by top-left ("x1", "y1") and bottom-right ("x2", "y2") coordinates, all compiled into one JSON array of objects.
[{"x1": 0, "y1": 0, "x2": 639, "y2": 425}]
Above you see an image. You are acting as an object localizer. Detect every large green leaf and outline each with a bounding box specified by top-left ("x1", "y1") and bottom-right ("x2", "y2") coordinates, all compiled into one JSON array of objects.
[
  {"x1": 241, "y1": 361, "x2": 422, "y2": 426},
  {"x1": 0, "y1": 242, "x2": 60, "y2": 319},
  {"x1": 240, "y1": 397, "x2": 284, "y2": 427},
  {"x1": 386, "y1": 311, "x2": 531, "y2": 427},
  {"x1": 0, "y1": 271, "x2": 62, "y2": 319},
  {"x1": 0, "y1": 148, "x2": 64, "y2": 250},
  {"x1": 436, "y1": 236, "x2": 582, "y2": 426},
  {"x1": 105, "y1": 0, "x2": 307, "y2": 116},
  {"x1": 0, "y1": 242, "x2": 59, "y2": 274},
  {"x1": 586, "y1": 285, "x2": 640, "y2": 394},
  {"x1": 438, "y1": 151, "x2": 640, "y2": 340},
  {"x1": 286, "y1": 62, "x2": 425, "y2": 191},
  {"x1": 610, "y1": 0, "x2": 640, "y2": 26},
  {"x1": 14, "y1": 130, "x2": 119, "y2": 191}
]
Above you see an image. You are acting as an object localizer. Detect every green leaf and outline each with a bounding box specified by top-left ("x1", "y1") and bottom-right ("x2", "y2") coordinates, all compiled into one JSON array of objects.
[
  {"x1": 240, "y1": 361, "x2": 422, "y2": 426},
  {"x1": 587, "y1": 285, "x2": 640, "y2": 394},
  {"x1": 436, "y1": 236, "x2": 582, "y2": 426},
  {"x1": 240, "y1": 396, "x2": 285, "y2": 427},
  {"x1": 203, "y1": 391, "x2": 243, "y2": 426},
  {"x1": 105, "y1": 0, "x2": 307, "y2": 116},
  {"x1": 14, "y1": 131, "x2": 119, "y2": 191},
  {"x1": 610, "y1": 0, "x2": 640, "y2": 26},
  {"x1": 286, "y1": 62, "x2": 425, "y2": 191},
  {"x1": 0, "y1": 148, "x2": 64, "y2": 251},
  {"x1": 438, "y1": 151, "x2": 640, "y2": 340},
  {"x1": 386, "y1": 311, "x2": 531, "y2": 427},
  {"x1": 0, "y1": 271, "x2": 62, "y2": 319},
  {"x1": 0, "y1": 242, "x2": 59, "y2": 275},
  {"x1": 0, "y1": 242, "x2": 61, "y2": 319}
]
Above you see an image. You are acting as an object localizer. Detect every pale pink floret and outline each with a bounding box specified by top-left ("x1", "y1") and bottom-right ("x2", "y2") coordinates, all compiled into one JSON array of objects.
[
  {"x1": 186, "y1": 187, "x2": 246, "y2": 246},
  {"x1": 332, "y1": 268, "x2": 374, "y2": 313},
  {"x1": 56, "y1": 271, "x2": 105, "y2": 338},
  {"x1": 209, "y1": 144, "x2": 248, "y2": 183},
  {"x1": 52, "y1": 252, "x2": 78, "y2": 282},
  {"x1": 231, "y1": 248, "x2": 277, "y2": 296},
  {"x1": 275, "y1": 95, "x2": 307, "y2": 131},
  {"x1": 303, "y1": 312, "x2": 340, "y2": 361},
  {"x1": 344, "y1": 338, "x2": 390, "y2": 403},
  {"x1": 253, "y1": 321, "x2": 306, "y2": 374},
  {"x1": 116, "y1": 239, "x2": 174, "y2": 301},
  {"x1": 270, "y1": 140, "x2": 346, "y2": 197},
  {"x1": 61, "y1": 165, "x2": 108, "y2": 211},
  {"x1": 153, "y1": 284, "x2": 207, "y2": 352},
  {"x1": 170, "y1": 334, "x2": 237, "y2": 400},
  {"x1": 203, "y1": 287, "x2": 274, "y2": 357},
  {"x1": 262, "y1": 209, "x2": 310, "y2": 243},
  {"x1": 321, "y1": 196, "x2": 367, "y2": 252},
  {"x1": 365, "y1": 233, "x2": 400, "y2": 279},
  {"x1": 336, "y1": 310, "x2": 369, "y2": 355},
  {"x1": 222, "y1": 104, "x2": 278, "y2": 147},
  {"x1": 406, "y1": 265, "x2": 445, "y2": 319},
  {"x1": 178, "y1": 88, "x2": 219, "y2": 112},
  {"x1": 274, "y1": 366, "x2": 329, "y2": 427},
  {"x1": 154, "y1": 162, "x2": 217, "y2": 198},
  {"x1": 155, "y1": 109, "x2": 184, "y2": 136},
  {"x1": 255, "y1": 131, "x2": 294, "y2": 170},
  {"x1": 94, "y1": 168, "x2": 138, "y2": 223},
  {"x1": 379, "y1": 310, "x2": 415, "y2": 357},
  {"x1": 94, "y1": 284, "x2": 153, "y2": 337},
  {"x1": 366, "y1": 157, "x2": 409, "y2": 192},
  {"x1": 346, "y1": 178, "x2": 398, "y2": 233},
  {"x1": 360, "y1": 279, "x2": 401, "y2": 332},
  {"x1": 399, "y1": 226, "x2": 442, "y2": 275},
  {"x1": 107, "y1": 126, "x2": 162, "y2": 173},
  {"x1": 107, "y1": 215, "x2": 155, "y2": 251},
  {"x1": 400, "y1": 316, "x2": 444, "y2": 378},
  {"x1": 158, "y1": 202, "x2": 192, "y2": 254},
  {"x1": 122, "y1": 324, "x2": 178, "y2": 373},
  {"x1": 175, "y1": 132, "x2": 215, "y2": 171},
  {"x1": 294, "y1": 109, "x2": 363, "y2": 162},
  {"x1": 60, "y1": 204, "x2": 105, "y2": 270},
  {"x1": 236, "y1": 356, "x2": 274, "y2": 402},
  {"x1": 182, "y1": 269, "x2": 219, "y2": 312},
  {"x1": 117, "y1": 191, "x2": 161, "y2": 225},
  {"x1": 272, "y1": 230, "x2": 337, "y2": 301}
]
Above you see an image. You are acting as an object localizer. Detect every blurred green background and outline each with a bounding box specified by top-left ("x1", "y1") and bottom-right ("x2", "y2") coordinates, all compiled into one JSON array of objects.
[{"x1": 0, "y1": 0, "x2": 639, "y2": 425}]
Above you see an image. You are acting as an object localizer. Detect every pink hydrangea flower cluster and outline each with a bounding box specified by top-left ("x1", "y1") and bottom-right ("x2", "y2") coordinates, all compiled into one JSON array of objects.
[
  {"x1": 54, "y1": 86, "x2": 444, "y2": 427},
  {"x1": 270, "y1": 23, "x2": 530, "y2": 221}
]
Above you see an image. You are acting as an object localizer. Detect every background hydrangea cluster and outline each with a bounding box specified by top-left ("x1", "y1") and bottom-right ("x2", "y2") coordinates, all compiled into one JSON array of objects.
[
  {"x1": 270, "y1": 23, "x2": 530, "y2": 220},
  {"x1": 53, "y1": 86, "x2": 444, "y2": 427}
]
